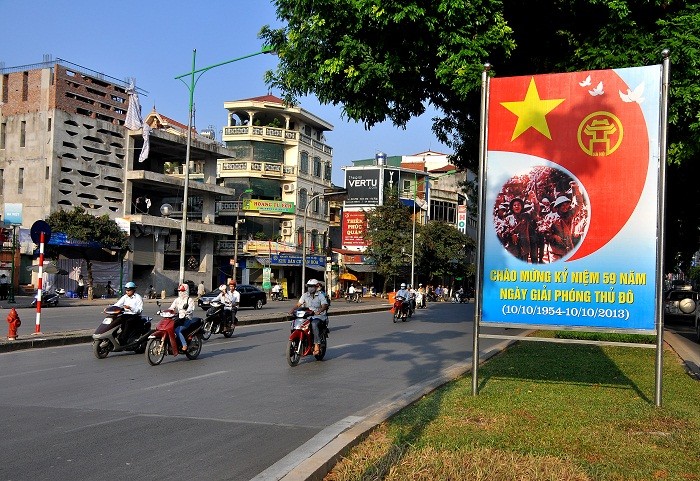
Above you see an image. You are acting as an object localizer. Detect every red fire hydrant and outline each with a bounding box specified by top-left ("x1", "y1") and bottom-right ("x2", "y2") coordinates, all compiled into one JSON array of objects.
[{"x1": 7, "y1": 307, "x2": 21, "y2": 340}]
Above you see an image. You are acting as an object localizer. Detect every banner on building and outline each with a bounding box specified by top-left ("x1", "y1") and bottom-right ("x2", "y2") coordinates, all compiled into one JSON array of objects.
[
  {"x1": 345, "y1": 169, "x2": 380, "y2": 205},
  {"x1": 482, "y1": 65, "x2": 661, "y2": 332},
  {"x1": 342, "y1": 210, "x2": 368, "y2": 249}
]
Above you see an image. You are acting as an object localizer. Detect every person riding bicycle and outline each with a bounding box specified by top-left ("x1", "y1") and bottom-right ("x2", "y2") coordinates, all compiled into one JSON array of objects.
[{"x1": 290, "y1": 279, "x2": 329, "y2": 356}]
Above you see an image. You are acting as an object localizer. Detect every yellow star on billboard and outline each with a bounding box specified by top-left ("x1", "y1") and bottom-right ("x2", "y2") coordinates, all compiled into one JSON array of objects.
[{"x1": 500, "y1": 78, "x2": 565, "y2": 141}]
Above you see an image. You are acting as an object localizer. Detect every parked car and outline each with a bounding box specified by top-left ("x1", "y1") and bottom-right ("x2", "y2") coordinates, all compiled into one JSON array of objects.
[
  {"x1": 198, "y1": 284, "x2": 267, "y2": 310},
  {"x1": 664, "y1": 285, "x2": 698, "y2": 321}
]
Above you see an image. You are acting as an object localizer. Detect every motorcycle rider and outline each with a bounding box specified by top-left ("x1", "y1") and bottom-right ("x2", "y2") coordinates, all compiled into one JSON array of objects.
[
  {"x1": 408, "y1": 284, "x2": 417, "y2": 312},
  {"x1": 347, "y1": 283, "x2": 356, "y2": 302},
  {"x1": 396, "y1": 283, "x2": 411, "y2": 315},
  {"x1": 290, "y1": 279, "x2": 329, "y2": 356},
  {"x1": 169, "y1": 284, "x2": 195, "y2": 351},
  {"x1": 271, "y1": 282, "x2": 282, "y2": 300},
  {"x1": 212, "y1": 280, "x2": 240, "y2": 331},
  {"x1": 417, "y1": 283, "x2": 426, "y2": 308},
  {"x1": 112, "y1": 281, "x2": 144, "y2": 344}
]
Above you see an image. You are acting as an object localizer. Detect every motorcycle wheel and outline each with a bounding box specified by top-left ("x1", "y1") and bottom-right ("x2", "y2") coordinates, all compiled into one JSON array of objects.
[
  {"x1": 92, "y1": 339, "x2": 111, "y2": 359},
  {"x1": 223, "y1": 324, "x2": 235, "y2": 338},
  {"x1": 286, "y1": 339, "x2": 301, "y2": 367},
  {"x1": 202, "y1": 320, "x2": 212, "y2": 341},
  {"x1": 393, "y1": 311, "x2": 400, "y2": 323},
  {"x1": 185, "y1": 333, "x2": 202, "y2": 360},
  {"x1": 146, "y1": 338, "x2": 165, "y2": 366}
]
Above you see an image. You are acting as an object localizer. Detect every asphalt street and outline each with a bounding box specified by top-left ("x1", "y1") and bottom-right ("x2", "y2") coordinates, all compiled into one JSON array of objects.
[{"x1": 0, "y1": 300, "x2": 526, "y2": 480}]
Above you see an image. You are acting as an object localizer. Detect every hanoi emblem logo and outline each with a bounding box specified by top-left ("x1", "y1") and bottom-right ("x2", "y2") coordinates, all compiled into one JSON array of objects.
[{"x1": 578, "y1": 111, "x2": 623, "y2": 156}]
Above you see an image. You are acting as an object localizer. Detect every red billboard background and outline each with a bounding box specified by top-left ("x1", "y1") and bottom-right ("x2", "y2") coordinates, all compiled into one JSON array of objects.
[{"x1": 342, "y1": 211, "x2": 368, "y2": 249}]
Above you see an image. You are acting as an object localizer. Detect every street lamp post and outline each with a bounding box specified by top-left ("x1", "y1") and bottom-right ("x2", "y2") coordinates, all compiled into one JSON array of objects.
[
  {"x1": 232, "y1": 188, "x2": 253, "y2": 282},
  {"x1": 174, "y1": 45, "x2": 274, "y2": 284}
]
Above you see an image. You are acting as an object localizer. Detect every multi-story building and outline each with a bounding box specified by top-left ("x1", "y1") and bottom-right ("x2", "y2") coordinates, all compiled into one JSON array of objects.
[
  {"x1": 0, "y1": 58, "x2": 236, "y2": 295},
  {"x1": 218, "y1": 94, "x2": 335, "y2": 298},
  {"x1": 337, "y1": 150, "x2": 475, "y2": 291}
]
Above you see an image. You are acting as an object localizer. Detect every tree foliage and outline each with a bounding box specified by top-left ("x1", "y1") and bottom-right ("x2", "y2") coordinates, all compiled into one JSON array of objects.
[
  {"x1": 363, "y1": 192, "x2": 413, "y2": 292},
  {"x1": 262, "y1": 0, "x2": 700, "y2": 268},
  {"x1": 46, "y1": 207, "x2": 130, "y2": 300},
  {"x1": 415, "y1": 221, "x2": 474, "y2": 285}
]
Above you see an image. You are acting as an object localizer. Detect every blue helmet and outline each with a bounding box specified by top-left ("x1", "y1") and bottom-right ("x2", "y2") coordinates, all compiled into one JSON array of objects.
[{"x1": 124, "y1": 281, "x2": 137, "y2": 289}]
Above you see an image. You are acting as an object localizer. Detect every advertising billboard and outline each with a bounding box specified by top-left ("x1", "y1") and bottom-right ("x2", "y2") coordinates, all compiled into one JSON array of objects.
[
  {"x1": 345, "y1": 169, "x2": 380, "y2": 205},
  {"x1": 342, "y1": 210, "x2": 368, "y2": 249},
  {"x1": 482, "y1": 65, "x2": 661, "y2": 332}
]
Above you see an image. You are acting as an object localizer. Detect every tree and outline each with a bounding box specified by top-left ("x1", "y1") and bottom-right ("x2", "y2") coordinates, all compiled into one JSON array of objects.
[
  {"x1": 363, "y1": 192, "x2": 413, "y2": 293},
  {"x1": 415, "y1": 221, "x2": 474, "y2": 286},
  {"x1": 261, "y1": 0, "x2": 700, "y2": 270},
  {"x1": 46, "y1": 207, "x2": 131, "y2": 300}
]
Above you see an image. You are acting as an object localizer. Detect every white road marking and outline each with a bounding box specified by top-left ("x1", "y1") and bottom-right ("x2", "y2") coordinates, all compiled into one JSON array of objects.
[
  {"x1": 0, "y1": 364, "x2": 76, "y2": 379},
  {"x1": 144, "y1": 370, "x2": 228, "y2": 390}
]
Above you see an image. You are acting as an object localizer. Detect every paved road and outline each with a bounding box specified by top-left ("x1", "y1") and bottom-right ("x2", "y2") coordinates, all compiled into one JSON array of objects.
[{"x1": 0, "y1": 301, "x2": 522, "y2": 480}]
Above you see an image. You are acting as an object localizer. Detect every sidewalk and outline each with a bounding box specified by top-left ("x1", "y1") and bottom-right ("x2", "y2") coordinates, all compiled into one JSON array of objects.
[{"x1": 0, "y1": 294, "x2": 391, "y2": 353}]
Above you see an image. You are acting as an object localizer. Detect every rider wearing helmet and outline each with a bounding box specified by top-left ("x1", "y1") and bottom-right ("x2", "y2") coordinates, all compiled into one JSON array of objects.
[
  {"x1": 396, "y1": 282, "x2": 410, "y2": 300},
  {"x1": 169, "y1": 284, "x2": 195, "y2": 351},
  {"x1": 212, "y1": 279, "x2": 240, "y2": 330},
  {"x1": 112, "y1": 281, "x2": 144, "y2": 344},
  {"x1": 290, "y1": 279, "x2": 329, "y2": 356}
]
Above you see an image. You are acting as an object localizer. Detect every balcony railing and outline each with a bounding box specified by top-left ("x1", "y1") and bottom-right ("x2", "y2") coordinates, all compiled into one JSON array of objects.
[
  {"x1": 222, "y1": 125, "x2": 298, "y2": 143},
  {"x1": 219, "y1": 160, "x2": 295, "y2": 177}
]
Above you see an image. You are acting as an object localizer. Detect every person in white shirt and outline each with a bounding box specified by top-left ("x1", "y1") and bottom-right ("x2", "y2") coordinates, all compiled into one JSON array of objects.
[
  {"x1": 169, "y1": 284, "x2": 195, "y2": 350},
  {"x1": 113, "y1": 281, "x2": 144, "y2": 344}
]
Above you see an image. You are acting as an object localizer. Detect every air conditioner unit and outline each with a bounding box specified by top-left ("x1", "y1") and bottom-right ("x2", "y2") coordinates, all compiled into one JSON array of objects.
[
  {"x1": 283, "y1": 184, "x2": 295, "y2": 193},
  {"x1": 282, "y1": 220, "x2": 293, "y2": 228},
  {"x1": 281, "y1": 227, "x2": 292, "y2": 236}
]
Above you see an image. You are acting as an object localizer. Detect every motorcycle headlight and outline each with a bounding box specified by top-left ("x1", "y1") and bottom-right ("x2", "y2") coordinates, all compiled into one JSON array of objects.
[
  {"x1": 295, "y1": 310, "x2": 307, "y2": 317},
  {"x1": 102, "y1": 318, "x2": 112, "y2": 324}
]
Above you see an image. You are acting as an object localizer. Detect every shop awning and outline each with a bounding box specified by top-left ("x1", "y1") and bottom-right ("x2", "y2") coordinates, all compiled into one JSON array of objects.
[
  {"x1": 307, "y1": 265, "x2": 325, "y2": 272},
  {"x1": 346, "y1": 263, "x2": 377, "y2": 273},
  {"x1": 339, "y1": 272, "x2": 358, "y2": 281}
]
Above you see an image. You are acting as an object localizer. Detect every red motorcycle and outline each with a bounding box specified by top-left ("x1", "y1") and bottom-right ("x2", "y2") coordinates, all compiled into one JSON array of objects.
[
  {"x1": 286, "y1": 308, "x2": 329, "y2": 366},
  {"x1": 145, "y1": 306, "x2": 203, "y2": 366},
  {"x1": 392, "y1": 295, "x2": 410, "y2": 323}
]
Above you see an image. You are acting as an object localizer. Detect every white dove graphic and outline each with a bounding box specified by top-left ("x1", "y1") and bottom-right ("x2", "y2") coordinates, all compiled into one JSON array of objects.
[
  {"x1": 578, "y1": 75, "x2": 591, "y2": 87},
  {"x1": 619, "y1": 82, "x2": 645, "y2": 104},
  {"x1": 588, "y1": 81, "x2": 604, "y2": 96}
]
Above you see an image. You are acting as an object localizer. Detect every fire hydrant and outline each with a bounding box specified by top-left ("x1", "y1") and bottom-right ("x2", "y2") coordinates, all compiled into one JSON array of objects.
[{"x1": 7, "y1": 307, "x2": 21, "y2": 341}]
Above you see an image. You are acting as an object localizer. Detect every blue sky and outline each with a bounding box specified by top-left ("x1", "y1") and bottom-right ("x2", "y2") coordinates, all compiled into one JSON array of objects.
[{"x1": 0, "y1": 0, "x2": 449, "y2": 185}]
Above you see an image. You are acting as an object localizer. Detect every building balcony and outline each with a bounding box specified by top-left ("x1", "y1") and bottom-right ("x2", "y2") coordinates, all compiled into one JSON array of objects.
[
  {"x1": 219, "y1": 160, "x2": 296, "y2": 178},
  {"x1": 222, "y1": 125, "x2": 298, "y2": 143}
]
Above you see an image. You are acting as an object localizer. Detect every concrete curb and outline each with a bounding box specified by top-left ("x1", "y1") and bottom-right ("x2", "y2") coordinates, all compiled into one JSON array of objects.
[
  {"x1": 277, "y1": 335, "x2": 528, "y2": 481},
  {"x1": 0, "y1": 304, "x2": 391, "y2": 353}
]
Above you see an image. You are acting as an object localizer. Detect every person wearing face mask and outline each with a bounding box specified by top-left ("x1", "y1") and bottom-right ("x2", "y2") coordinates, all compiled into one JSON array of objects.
[
  {"x1": 112, "y1": 281, "x2": 144, "y2": 344},
  {"x1": 169, "y1": 284, "x2": 195, "y2": 351},
  {"x1": 289, "y1": 279, "x2": 329, "y2": 356}
]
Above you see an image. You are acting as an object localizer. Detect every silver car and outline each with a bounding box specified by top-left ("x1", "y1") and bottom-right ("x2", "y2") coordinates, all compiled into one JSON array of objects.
[{"x1": 664, "y1": 286, "x2": 698, "y2": 321}]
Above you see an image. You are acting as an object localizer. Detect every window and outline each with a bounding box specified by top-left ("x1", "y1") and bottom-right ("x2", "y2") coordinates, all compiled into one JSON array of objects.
[
  {"x1": 2, "y1": 74, "x2": 8, "y2": 103},
  {"x1": 323, "y1": 200, "x2": 329, "y2": 216},
  {"x1": 46, "y1": 166, "x2": 50, "y2": 180},
  {"x1": 313, "y1": 156, "x2": 321, "y2": 177},
  {"x1": 298, "y1": 188, "x2": 308, "y2": 211},
  {"x1": 312, "y1": 195, "x2": 320, "y2": 214},
  {"x1": 299, "y1": 151, "x2": 309, "y2": 174},
  {"x1": 0, "y1": 169, "x2": 3, "y2": 195},
  {"x1": 20, "y1": 121, "x2": 26, "y2": 147},
  {"x1": 324, "y1": 162, "x2": 332, "y2": 181},
  {"x1": 22, "y1": 71, "x2": 29, "y2": 101},
  {"x1": 0, "y1": 123, "x2": 5, "y2": 149},
  {"x1": 18, "y1": 168, "x2": 24, "y2": 194},
  {"x1": 47, "y1": 117, "x2": 52, "y2": 132}
]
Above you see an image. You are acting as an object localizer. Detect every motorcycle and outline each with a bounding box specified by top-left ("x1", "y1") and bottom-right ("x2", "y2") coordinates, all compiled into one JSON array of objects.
[
  {"x1": 415, "y1": 291, "x2": 426, "y2": 309},
  {"x1": 271, "y1": 291, "x2": 284, "y2": 301},
  {"x1": 345, "y1": 291, "x2": 361, "y2": 303},
  {"x1": 286, "y1": 308, "x2": 329, "y2": 367},
  {"x1": 451, "y1": 291, "x2": 468, "y2": 303},
  {"x1": 392, "y1": 295, "x2": 410, "y2": 323},
  {"x1": 92, "y1": 306, "x2": 153, "y2": 359},
  {"x1": 145, "y1": 306, "x2": 204, "y2": 366},
  {"x1": 31, "y1": 290, "x2": 60, "y2": 307},
  {"x1": 201, "y1": 301, "x2": 235, "y2": 340}
]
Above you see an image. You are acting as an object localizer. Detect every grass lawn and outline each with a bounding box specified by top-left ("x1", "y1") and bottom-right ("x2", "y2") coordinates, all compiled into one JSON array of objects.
[{"x1": 326, "y1": 335, "x2": 700, "y2": 480}]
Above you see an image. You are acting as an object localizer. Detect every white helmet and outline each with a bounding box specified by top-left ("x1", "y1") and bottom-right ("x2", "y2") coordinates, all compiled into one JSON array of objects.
[
  {"x1": 219, "y1": 284, "x2": 227, "y2": 292},
  {"x1": 400, "y1": 283, "x2": 406, "y2": 288},
  {"x1": 307, "y1": 279, "x2": 320, "y2": 287}
]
